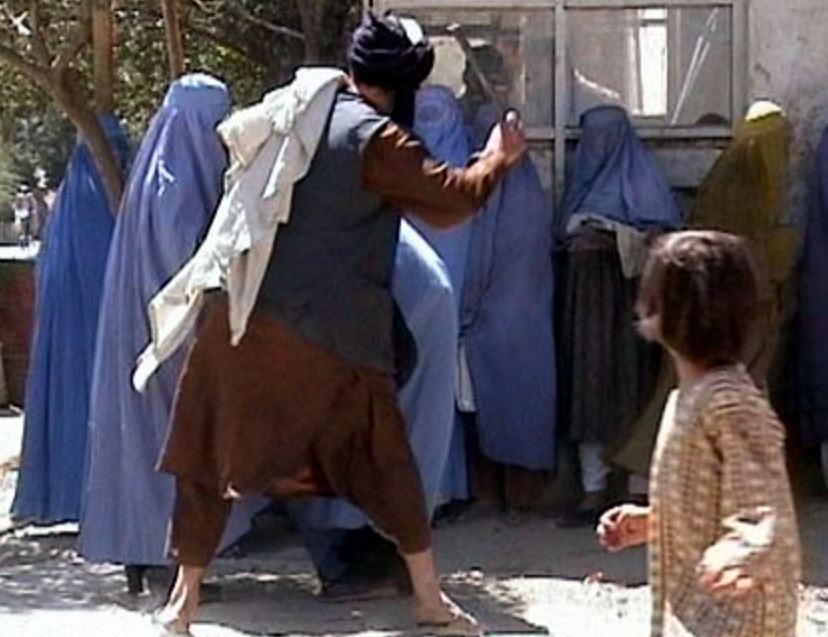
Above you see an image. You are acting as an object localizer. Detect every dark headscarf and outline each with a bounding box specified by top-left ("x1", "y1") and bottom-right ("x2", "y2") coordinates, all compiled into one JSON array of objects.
[
  {"x1": 348, "y1": 11, "x2": 434, "y2": 127},
  {"x1": 561, "y1": 105, "x2": 682, "y2": 236}
]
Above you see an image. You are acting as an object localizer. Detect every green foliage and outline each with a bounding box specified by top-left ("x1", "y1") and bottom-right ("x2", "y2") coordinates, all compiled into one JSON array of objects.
[
  {"x1": 0, "y1": 142, "x2": 21, "y2": 220},
  {"x1": 0, "y1": 1, "x2": 85, "y2": 187},
  {"x1": 0, "y1": 0, "x2": 360, "y2": 188},
  {"x1": 114, "y1": 1, "x2": 274, "y2": 138},
  {"x1": 0, "y1": 77, "x2": 76, "y2": 190}
]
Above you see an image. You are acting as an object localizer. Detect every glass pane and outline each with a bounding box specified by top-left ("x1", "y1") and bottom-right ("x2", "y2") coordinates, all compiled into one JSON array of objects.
[
  {"x1": 403, "y1": 8, "x2": 555, "y2": 130},
  {"x1": 567, "y1": 6, "x2": 733, "y2": 127}
]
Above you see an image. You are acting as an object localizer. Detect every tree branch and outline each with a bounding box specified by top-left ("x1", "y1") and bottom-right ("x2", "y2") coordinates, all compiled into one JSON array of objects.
[
  {"x1": 186, "y1": 20, "x2": 266, "y2": 65},
  {"x1": 187, "y1": 0, "x2": 220, "y2": 15},
  {"x1": 27, "y1": 1, "x2": 51, "y2": 66},
  {"x1": 295, "y1": 0, "x2": 322, "y2": 63},
  {"x1": 0, "y1": 3, "x2": 123, "y2": 208},
  {"x1": 91, "y1": 0, "x2": 115, "y2": 111},
  {"x1": 161, "y1": 0, "x2": 185, "y2": 79},
  {"x1": 186, "y1": 0, "x2": 305, "y2": 42},
  {"x1": 0, "y1": 40, "x2": 49, "y2": 87},
  {"x1": 52, "y1": 71, "x2": 124, "y2": 208},
  {"x1": 230, "y1": 4, "x2": 305, "y2": 42}
]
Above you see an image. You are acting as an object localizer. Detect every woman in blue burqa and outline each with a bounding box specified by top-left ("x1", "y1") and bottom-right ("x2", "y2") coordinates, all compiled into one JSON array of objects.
[
  {"x1": 12, "y1": 116, "x2": 131, "y2": 524},
  {"x1": 79, "y1": 75, "x2": 258, "y2": 593},
  {"x1": 557, "y1": 104, "x2": 680, "y2": 526},
  {"x1": 409, "y1": 84, "x2": 475, "y2": 504},
  {"x1": 460, "y1": 101, "x2": 557, "y2": 522}
]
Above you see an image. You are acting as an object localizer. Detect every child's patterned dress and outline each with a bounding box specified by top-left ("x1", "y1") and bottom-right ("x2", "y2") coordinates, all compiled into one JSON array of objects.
[{"x1": 649, "y1": 365, "x2": 800, "y2": 637}]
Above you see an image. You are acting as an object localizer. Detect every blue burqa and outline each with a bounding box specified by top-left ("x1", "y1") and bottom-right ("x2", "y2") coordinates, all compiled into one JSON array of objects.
[
  {"x1": 410, "y1": 85, "x2": 474, "y2": 299},
  {"x1": 12, "y1": 115, "x2": 131, "y2": 523},
  {"x1": 561, "y1": 104, "x2": 682, "y2": 233},
  {"x1": 797, "y1": 125, "x2": 828, "y2": 445},
  {"x1": 409, "y1": 85, "x2": 475, "y2": 501},
  {"x1": 290, "y1": 220, "x2": 457, "y2": 529},
  {"x1": 461, "y1": 109, "x2": 558, "y2": 470},
  {"x1": 79, "y1": 75, "x2": 259, "y2": 564}
]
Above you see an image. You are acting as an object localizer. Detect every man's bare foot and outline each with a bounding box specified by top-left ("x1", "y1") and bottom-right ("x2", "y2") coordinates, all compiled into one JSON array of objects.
[
  {"x1": 151, "y1": 606, "x2": 192, "y2": 635},
  {"x1": 155, "y1": 565, "x2": 203, "y2": 635},
  {"x1": 413, "y1": 592, "x2": 482, "y2": 636}
]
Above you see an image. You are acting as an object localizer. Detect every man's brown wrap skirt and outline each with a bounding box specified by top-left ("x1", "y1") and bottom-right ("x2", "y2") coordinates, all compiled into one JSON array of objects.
[{"x1": 160, "y1": 296, "x2": 431, "y2": 566}]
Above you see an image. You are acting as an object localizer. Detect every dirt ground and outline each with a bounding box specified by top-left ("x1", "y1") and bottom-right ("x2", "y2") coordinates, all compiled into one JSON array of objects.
[{"x1": 4, "y1": 416, "x2": 828, "y2": 637}]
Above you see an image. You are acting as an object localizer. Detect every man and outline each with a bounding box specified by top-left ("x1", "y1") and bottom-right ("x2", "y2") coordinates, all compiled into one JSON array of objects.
[{"x1": 155, "y1": 12, "x2": 525, "y2": 635}]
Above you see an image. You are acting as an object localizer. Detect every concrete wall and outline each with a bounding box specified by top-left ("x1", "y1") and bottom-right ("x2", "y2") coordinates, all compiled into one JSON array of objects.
[{"x1": 749, "y1": 0, "x2": 828, "y2": 222}]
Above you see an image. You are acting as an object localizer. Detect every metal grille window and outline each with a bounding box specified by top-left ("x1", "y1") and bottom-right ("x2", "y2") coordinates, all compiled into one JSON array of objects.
[
  {"x1": 366, "y1": 0, "x2": 747, "y2": 201},
  {"x1": 568, "y1": 6, "x2": 735, "y2": 127}
]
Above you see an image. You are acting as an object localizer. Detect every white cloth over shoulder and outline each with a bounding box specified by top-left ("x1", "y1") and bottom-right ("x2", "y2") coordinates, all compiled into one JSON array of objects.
[{"x1": 133, "y1": 68, "x2": 346, "y2": 392}]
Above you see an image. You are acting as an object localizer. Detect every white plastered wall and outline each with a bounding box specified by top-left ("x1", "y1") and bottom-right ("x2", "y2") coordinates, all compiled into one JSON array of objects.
[{"x1": 749, "y1": 0, "x2": 828, "y2": 222}]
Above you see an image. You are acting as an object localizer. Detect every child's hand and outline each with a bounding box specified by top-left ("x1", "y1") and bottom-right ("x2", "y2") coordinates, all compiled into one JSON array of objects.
[
  {"x1": 698, "y1": 545, "x2": 758, "y2": 598},
  {"x1": 596, "y1": 504, "x2": 649, "y2": 553}
]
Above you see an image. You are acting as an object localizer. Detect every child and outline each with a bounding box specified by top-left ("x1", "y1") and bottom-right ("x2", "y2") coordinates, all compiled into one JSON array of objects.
[{"x1": 597, "y1": 231, "x2": 800, "y2": 636}]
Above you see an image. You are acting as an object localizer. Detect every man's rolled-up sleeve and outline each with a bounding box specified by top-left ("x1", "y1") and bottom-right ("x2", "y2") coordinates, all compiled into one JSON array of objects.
[{"x1": 362, "y1": 122, "x2": 510, "y2": 227}]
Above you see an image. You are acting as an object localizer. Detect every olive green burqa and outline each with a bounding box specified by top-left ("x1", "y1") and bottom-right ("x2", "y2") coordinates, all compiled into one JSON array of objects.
[{"x1": 611, "y1": 104, "x2": 800, "y2": 476}]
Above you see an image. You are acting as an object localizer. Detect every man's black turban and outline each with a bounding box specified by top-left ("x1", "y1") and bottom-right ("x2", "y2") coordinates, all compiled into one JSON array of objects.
[{"x1": 348, "y1": 12, "x2": 435, "y2": 91}]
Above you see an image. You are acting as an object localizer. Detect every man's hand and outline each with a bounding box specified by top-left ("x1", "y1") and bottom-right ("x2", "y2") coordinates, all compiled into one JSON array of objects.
[
  {"x1": 596, "y1": 504, "x2": 650, "y2": 553},
  {"x1": 484, "y1": 110, "x2": 527, "y2": 167}
]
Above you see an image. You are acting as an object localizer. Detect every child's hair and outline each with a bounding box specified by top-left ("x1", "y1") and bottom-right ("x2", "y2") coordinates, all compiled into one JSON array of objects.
[{"x1": 636, "y1": 230, "x2": 760, "y2": 366}]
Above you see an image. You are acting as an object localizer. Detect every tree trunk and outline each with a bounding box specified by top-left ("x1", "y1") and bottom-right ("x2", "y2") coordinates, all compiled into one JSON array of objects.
[
  {"x1": 0, "y1": 2, "x2": 123, "y2": 207},
  {"x1": 92, "y1": 0, "x2": 115, "y2": 112},
  {"x1": 296, "y1": 0, "x2": 324, "y2": 64},
  {"x1": 161, "y1": 0, "x2": 185, "y2": 79},
  {"x1": 53, "y1": 71, "x2": 124, "y2": 208}
]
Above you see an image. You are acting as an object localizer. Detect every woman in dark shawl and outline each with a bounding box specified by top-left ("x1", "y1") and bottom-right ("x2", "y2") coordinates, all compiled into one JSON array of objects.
[
  {"x1": 612, "y1": 102, "x2": 799, "y2": 484},
  {"x1": 557, "y1": 104, "x2": 678, "y2": 526}
]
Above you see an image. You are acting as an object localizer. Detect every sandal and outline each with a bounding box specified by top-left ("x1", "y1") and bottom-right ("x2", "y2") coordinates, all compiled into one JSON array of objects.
[
  {"x1": 417, "y1": 611, "x2": 483, "y2": 636},
  {"x1": 416, "y1": 601, "x2": 482, "y2": 637}
]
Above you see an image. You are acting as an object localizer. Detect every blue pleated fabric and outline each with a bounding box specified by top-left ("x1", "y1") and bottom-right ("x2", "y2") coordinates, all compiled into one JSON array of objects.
[
  {"x1": 460, "y1": 109, "x2": 558, "y2": 470},
  {"x1": 561, "y1": 104, "x2": 682, "y2": 233},
  {"x1": 79, "y1": 75, "x2": 258, "y2": 564},
  {"x1": 797, "y1": 125, "x2": 828, "y2": 445},
  {"x1": 409, "y1": 85, "x2": 476, "y2": 502},
  {"x1": 12, "y1": 115, "x2": 132, "y2": 523},
  {"x1": 409, "y1": 85, "x2": 474, "y2": 300},
  {"x1": 289, "y1": 220, "x2": 457, "y2": 529}
]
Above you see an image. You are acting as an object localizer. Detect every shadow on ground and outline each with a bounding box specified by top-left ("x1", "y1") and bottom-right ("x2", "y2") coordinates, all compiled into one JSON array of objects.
[
  {"x1": 3, "y1": 494, "x2": 828, "y2": 636},
  {"x1": 0, "y1": 531, "x2": 124, "y2": 613}
]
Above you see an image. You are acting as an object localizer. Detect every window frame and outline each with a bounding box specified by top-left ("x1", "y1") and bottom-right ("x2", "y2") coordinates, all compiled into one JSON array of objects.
[{"x1": 366, "y1": 0, "x2": 747, "y2": 200}]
